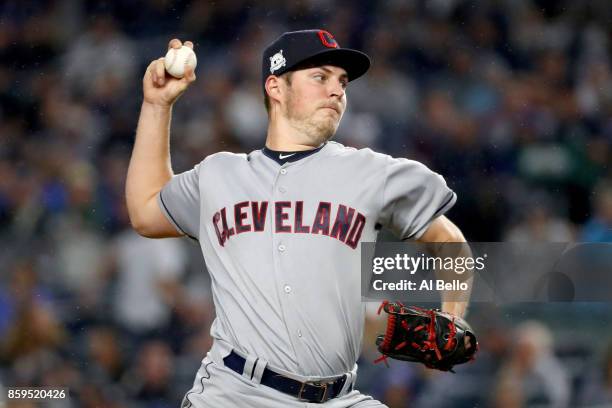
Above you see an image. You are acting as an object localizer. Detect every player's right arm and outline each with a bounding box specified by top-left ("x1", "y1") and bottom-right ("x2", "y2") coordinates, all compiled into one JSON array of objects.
[{"x1": 126, "y1": 39, "x2": 196, "y2": 238}]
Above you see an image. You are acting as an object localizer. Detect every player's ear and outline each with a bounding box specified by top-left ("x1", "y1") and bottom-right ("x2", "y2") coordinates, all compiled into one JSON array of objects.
[{"x1": 265, "y1": 75, "x2": 282, "y2": 104}]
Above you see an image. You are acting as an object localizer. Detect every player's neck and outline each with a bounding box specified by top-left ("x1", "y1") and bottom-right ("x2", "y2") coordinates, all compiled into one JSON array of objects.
[{"x1": 266, "y1": 116, "x2": 323, "y2": 151}]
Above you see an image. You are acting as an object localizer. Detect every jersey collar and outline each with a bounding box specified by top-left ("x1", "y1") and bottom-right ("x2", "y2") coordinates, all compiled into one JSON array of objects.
[{"x1": 262, "y1": 142, "x2": 327, "y2": 165}]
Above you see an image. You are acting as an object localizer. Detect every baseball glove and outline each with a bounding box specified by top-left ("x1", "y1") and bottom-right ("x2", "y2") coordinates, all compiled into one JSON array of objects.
[{"x1": 375, "y1": 301, "x2": 478, "y2": 372}]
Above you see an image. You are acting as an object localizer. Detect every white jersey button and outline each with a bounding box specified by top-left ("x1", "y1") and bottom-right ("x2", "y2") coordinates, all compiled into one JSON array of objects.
[
  {"x1": 284, "y1": 285, "x2": 292, "y2": 293},
  {"x1": 278, "y1": 244, "x2": 286, "y2": 252},
  {"x1": 297, "y1": 330, "x2": 302, "y2": 337},
  {"x1": 280, "y1": 169, "x2": 287, "y2": 175}
]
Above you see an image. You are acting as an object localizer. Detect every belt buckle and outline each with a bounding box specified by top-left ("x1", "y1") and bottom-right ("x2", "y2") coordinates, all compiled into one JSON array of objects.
[{"x1": 298, "y1": 381, "x2": 329, "y2": 403}]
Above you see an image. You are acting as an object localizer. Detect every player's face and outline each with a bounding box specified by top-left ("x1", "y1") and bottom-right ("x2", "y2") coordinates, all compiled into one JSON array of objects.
[{"x1": 281, "y1": 65, "x2": 348, "y2": 144}]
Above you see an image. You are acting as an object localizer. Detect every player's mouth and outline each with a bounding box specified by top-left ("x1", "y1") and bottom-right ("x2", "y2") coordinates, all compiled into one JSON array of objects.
[{"x1": 320, "y1": 105, "x2": 340, "y2": 114}]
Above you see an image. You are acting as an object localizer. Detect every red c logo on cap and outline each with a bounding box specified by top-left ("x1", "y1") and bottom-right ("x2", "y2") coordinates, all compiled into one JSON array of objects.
[{"x1": 318, "y1": 30, "x2": 339, "y2": 49}]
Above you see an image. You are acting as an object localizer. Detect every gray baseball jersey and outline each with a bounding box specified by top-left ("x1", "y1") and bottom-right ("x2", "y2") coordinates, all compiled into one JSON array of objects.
[{"x1": 158, "y1": 141, "x2": 455, "y2": 378}]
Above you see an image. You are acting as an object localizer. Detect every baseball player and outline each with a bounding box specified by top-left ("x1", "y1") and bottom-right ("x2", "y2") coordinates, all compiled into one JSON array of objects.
[{"x1": 126, "y1": 29, "x2": 471, "y2": 407}]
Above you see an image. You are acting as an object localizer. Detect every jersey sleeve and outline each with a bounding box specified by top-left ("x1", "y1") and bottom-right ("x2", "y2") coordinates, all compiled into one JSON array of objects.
[
  {"x1": 378, "y1": 157, "x2": 456, "y2": 240},
  {"x1": 157, "y1": 163, "x2": 201, "y2": 240}
]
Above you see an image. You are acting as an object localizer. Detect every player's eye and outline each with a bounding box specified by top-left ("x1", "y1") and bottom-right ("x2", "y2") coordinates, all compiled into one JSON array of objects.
[{"x1": 313, "y1": 73, "x2": 325, "y2": 81}]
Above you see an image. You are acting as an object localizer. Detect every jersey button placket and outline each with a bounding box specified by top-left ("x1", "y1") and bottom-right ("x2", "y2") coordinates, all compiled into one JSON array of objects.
[
  {"x1": 278, "y1": 167, "x2": 287, "y2": 194},
  {"x1": 272, "y1": 164, "x2": 305, "y2": 354}
]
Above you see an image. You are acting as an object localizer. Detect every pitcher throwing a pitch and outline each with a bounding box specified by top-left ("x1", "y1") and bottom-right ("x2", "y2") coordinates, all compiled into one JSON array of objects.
[{"x1": 126, "y1": 29, "x2": 475, "y2": 407}]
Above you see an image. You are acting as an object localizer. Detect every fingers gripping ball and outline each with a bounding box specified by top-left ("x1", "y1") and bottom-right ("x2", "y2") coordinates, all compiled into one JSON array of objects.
[
  {"x1": 164, "y1": 46, "x2": 197, "y2": 79},
  {"x1": 374, "y1": 301, "x2": 478, "y2": 372}
]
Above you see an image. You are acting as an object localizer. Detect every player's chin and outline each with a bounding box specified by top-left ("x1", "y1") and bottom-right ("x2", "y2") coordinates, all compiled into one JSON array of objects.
[
  {"x1": 316, "y1": 121, "x2": 339, "y2": 141},
  {"x1": 317, "y1": 111, "x2": 340, "y2": 126},
  {"x1": 311, "y1": 112, "x2": 340, "y2": 133}
]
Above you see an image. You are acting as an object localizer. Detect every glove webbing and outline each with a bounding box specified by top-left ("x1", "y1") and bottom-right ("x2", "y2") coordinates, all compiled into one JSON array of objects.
[{"x1": 374, "y1": 301, "x2": 459, "y2": 369}]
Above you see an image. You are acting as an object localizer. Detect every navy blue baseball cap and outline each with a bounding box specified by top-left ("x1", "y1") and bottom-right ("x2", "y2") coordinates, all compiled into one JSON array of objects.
[{"x1": 262, "y1": 29, "x2": 371, "y2": 90}]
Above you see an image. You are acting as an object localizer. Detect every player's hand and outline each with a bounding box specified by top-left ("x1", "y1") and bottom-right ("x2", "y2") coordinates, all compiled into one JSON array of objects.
[{"x1": 142, "y1": 39, "x2": 197, "y2": 107}]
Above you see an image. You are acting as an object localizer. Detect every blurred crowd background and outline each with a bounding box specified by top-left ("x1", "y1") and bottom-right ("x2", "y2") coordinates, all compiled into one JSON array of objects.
[{"x1": 1, "y1": 0, "x2": 612, "y2": 406}]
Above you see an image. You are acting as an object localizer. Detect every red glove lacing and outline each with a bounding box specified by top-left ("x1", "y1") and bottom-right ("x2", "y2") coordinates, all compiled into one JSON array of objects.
[{"x1": 374, "y1": 302, "x2": 459, "y2": 368}]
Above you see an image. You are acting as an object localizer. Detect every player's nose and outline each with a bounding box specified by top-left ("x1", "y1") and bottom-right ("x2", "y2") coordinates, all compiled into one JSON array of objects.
[{"x1": 328, "y1": 78, "x2": 345, "y2": 99}]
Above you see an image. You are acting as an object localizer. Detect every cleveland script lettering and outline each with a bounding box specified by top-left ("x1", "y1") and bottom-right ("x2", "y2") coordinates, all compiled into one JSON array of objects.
[{"x1": 212, "y1": 201, "x2": 366, "y2": 249}]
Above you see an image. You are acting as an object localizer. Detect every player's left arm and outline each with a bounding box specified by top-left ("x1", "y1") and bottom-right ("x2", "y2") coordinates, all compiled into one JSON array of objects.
[{"x1": 416, "y1": 215, "x2": 472, "y2": 318}]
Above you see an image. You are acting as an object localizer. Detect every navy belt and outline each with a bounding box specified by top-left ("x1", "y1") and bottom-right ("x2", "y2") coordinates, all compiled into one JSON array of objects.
[{"x1": 223, "y1": 351, "x2": 349, "y2": 403}]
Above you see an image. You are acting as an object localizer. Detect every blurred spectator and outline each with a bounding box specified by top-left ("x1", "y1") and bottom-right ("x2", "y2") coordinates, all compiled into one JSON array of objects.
[
  {"x1": 77, "y1": 381, "x2": 128, "y2": 408},
  {"x1": 62, "y1": 15, "x2": 137, "y2": 102},
  {"x1": 223, "y1": 82, "x2": 268, "y2": 149},
  {"x1": 0, "y1": 261, "x2": 55, "y2": 339},
  {"x1": 490, "y1": 321, "x2": 571, "y2": 407},
  {"x1": 53, "y1": 213, "x2": 107, "y2": 300},
  {"x1": 581, "y1": 179, "x2": 612, "y2": 242},
  {"x1": 110, "y1": 226, "x2": 187, "y2": 336},
  {"x1": 122, "y1": 340, "x2": 178, "y2": 407},
  {"x1": 505, "y1": 204, "x2": 575, "y2": 242},
  {"x1": 410, "y1": 318, "x2": 510, "y2": 407},
  {"x1": 576, "y1": 60, "x2": 612, "y2": 119},
  {"x1": 0, "y1": 285, "x2": 67, "y2": 391},
  {"x1": 1, "y1": 301, "x2": 65, "y2": 363},
  {"x1": 378, "y1": 363, "x2": 423, "y2": 408},
  {"x1": 85, "y1": 326, "x2": 126, "y2": 384},
  {"x1": 348, "y1": 56, "x2": 419, "y2": 147},
  {"x1": 578, "y1": 339, "x2": 612, "y2": 405},
  {"x1": 411, "y1": 309, "x2": 515, "y2": 407}
]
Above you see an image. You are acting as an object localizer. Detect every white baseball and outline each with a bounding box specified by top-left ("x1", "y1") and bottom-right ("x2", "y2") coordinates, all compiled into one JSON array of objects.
[{"x1": 164, "y1": 45, "x2": 197, "y2": 79}]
